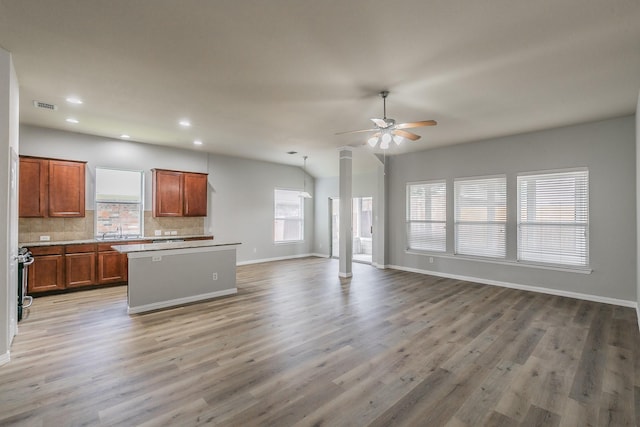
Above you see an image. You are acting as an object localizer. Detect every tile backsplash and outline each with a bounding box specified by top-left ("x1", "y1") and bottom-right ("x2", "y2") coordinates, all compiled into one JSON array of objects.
[
  {"x1": 19, "y1": 210, "x2": 205, "y2": 243},
  {"x1": 142, "y1": 212, "x2": 205, "y2": 237}
]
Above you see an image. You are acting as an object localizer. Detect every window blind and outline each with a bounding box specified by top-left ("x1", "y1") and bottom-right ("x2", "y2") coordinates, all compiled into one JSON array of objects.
[
  {"x1": 406, "y1": 181, "x2": 446, "y2": 252},
  {"x1": 517, "y1": 170, "x2": 588, "y2": 266},
  {"x1": 454, "y1": 176, "x2": 506, "y2": 258},
  {"x1": 274, "y1": 189, "x2": 304, "y2": 242}
]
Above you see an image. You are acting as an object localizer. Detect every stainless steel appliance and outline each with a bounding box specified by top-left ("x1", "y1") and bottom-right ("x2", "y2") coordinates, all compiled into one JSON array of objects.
[{"x1": 17, "y1": 247, "x2": 34, "y2": 321}]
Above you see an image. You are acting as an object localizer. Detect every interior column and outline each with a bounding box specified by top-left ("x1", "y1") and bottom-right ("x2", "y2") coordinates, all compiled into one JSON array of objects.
[{"x1": 338, "y1": 147, "x2": 353, "y2": 278}]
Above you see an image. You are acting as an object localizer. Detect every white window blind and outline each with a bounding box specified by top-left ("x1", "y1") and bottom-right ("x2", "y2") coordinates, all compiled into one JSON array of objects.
[
  {"x1": 517, "y1": 170, "x2": 588, "y2": 267},
  {"x1": 406, "y1": 181, "x2": 446, "y2": 252},
  {"x1": 274, "y1": 189, "x2": 304, "y2": 242},
  {"x1": 454, "y1": 176, "x2": 506, "y2": 258}
]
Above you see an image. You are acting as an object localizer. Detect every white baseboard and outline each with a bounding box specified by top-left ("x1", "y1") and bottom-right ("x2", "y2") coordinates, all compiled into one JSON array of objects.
[
  {"x1": 311, "y1": 253, "x2": 330, "y2": 258},
  {"x1": 0, "y1": 350, "x2": 9, "y2": 366},
  {"x1": 388, "y1": 264, "x2": 637, "y2": 308},
  {"x1": 237, "y1": 253, "x2": 319, "y2": 266},
  {"x1": 128, "y1": 288, "x2": 237, "y2": 314}
]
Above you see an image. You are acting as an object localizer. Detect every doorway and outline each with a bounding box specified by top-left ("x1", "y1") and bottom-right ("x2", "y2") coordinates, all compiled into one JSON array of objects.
[{"x1": 330, "y1": 196, "x2": 373, "y2": 264}]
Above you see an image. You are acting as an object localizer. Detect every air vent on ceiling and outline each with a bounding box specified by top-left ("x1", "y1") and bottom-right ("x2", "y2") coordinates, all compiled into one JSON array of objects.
[{"x1": 33, "y1": 100, "x2": 58, "y2": 111}]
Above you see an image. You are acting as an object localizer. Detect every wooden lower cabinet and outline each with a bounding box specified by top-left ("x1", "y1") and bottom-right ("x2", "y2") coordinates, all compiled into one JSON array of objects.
[
  {"x1": 28, "y1": 253, "x2": 65, "y2": 293},
  {"x1": 26, "y1": 237, "x2": 211, "y2": 293},
  {"x1": 65, "y1": 252, "x2": 97, "y2": 288},
  {"x1": 98, "y1": 251, "x2": 127, "y2": 284}
]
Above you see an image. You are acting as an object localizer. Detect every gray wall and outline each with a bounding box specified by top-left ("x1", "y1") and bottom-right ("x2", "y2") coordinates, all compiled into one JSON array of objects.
[
  {"x1": 208, "y1": 154, "x2": 314, "y2": 263},
  {"x1": 19, "y1": 125, "x2": 208, "y2": 210},
  {"x1": 387, "y1": 115, "x2": 636, "y2": 302},
  {"x1": 19, "y1": 125, "x2": 315, "y2": 265},
  {"x1": 313, "y1": 170, "x2": 379, "y2": 256}
]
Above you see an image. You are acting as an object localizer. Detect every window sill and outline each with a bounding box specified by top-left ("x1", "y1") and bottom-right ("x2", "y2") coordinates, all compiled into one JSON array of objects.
[{"x1": 405, "y1": 250, "x2": 592, "y2": 274}]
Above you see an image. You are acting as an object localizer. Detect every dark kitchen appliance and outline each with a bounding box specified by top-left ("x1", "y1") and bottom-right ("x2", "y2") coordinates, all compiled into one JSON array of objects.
[{"x1": 17, "y1": 247, "x2": 34, "y2": 321}]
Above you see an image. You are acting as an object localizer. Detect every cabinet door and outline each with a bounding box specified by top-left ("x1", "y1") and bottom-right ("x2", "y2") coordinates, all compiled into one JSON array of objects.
[
  {"x1": 153, "y1": 169, "x2": 183, "y2": 217},
  {"x1": 65, "y1": 252, "x2": 96, "y2": 287},
  {"x1": 98, "y1": 251, "x2": 127, "y2": 284},
  {"x1": 183, "y1": 172, "x2": 208, "y2": 216},
  {"x1": 19, "y1": 157, "x2": 47, "y2": 217},
  {"x1": 48, "y1": 160, "x2": 86, "y2": 217},
  {"x1": 28, "y1": 254, "x2": 65, "y2": 292}
]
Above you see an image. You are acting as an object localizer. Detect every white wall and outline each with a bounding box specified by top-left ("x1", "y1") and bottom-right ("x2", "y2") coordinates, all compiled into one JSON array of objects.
[
  {"x1": 0, "y1": 48, "x2": 19, "y2": 365},
  {"x1": 388, "y1": 115, "x2": 636, "y2": 303},
  {"x1": 636, "y1": 92, "x2": 640, "y2": 316},
  {"x1": 19, "y1": 125, "x2": 315, "y2": 265}
]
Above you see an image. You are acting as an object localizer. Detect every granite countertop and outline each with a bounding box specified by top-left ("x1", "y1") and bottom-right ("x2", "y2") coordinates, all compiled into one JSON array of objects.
[
  {"x1": 20, "y1": 235, "x2": 214, "y2": 248},
  {"x1": 112, "y1": 240, "x2": 241, "y2": 254}
]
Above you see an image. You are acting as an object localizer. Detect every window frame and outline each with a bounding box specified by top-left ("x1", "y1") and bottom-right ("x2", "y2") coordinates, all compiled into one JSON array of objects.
[
  {"x1": 406, "y1": 180, "x2": 447, "y2": 253},
  {"x1": 517, "y1": 168, "x2": 589, "y2": 269},
  {"x1": 94, "y1": 167, "x2": 145, "y2": 239},
  {"x1": 454, "y1": 174, "x2": 507, "y2": 259},
  {"x1": 273, "y1": 188, "x2": 305, "y2": 244}
]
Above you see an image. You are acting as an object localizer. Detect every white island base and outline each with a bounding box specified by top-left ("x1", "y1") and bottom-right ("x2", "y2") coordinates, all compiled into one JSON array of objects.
[{"x1": 112, "y1": 241, "x2": 241, "y2": 314}]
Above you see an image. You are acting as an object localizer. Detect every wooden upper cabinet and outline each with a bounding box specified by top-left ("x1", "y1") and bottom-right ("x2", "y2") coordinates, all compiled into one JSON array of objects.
[
  {"x1": 183, "y1": 172, "x2": 208, "y2": 217},
  {"x1": 19, "y1": 157, "x2": 47, "y2": 217},
  {"x1": 152, "y1": 169, "x2": 208, "y2": 217},
  {"x1": 153, "y1": 169, "x2": 184, "y2": 217},
  {"x1": 48, "y1": 160, "x2": 86, "y2": 217},
  {"x1": 19, "y1": 156, "x2": 86, "y2": 218}
]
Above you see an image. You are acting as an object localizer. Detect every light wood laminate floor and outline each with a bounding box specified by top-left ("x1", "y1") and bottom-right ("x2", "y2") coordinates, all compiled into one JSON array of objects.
[{"x1": 1, "y1": 258, "x2": 639, "y2": 426}]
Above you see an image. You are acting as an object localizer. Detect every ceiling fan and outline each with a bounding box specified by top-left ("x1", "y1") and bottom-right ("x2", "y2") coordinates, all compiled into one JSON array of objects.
[{"x1": 336, "y1": 91, "x2": 437, "y2": 149}]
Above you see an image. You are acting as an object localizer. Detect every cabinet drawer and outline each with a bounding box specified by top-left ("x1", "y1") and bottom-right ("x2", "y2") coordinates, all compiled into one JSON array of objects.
[
  {"x1": 66, "y1": 243, "x2": 97, "y2": 253},
  {"x1": 29, "y1": 245, "x2": 64, "y2": 256}
]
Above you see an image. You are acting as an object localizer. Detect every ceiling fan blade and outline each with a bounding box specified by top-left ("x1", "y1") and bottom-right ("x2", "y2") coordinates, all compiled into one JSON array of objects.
[
  {"x1": 395, "y1": 120, "x2": 437, "y2": 129},
  {"x1": 335, "y1": 128, "x2": 378, "y2": 135},
  {"x1": 371, "y1": 118, "x2": 389, "y2": 128},
  {"x1": 393, "y1": 129, "x2": 421, "y2": 141}
]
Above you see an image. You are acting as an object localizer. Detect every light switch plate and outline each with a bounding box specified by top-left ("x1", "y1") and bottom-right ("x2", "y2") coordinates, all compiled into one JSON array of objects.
[
  {"x1": 170, "y1": 231, "x2": 177, "y2": 236},
  {"x1": 40, "y1": 235, "x2": 50, "y2": 241},
  {"x1": 154, "y1": 230, "x2": 162, "y2": 236}
]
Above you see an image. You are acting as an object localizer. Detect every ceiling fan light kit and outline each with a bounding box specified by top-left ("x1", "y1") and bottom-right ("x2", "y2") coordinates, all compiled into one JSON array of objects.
[{"x1": 337, "y1": 91, "x2": 437, "y2": 150}]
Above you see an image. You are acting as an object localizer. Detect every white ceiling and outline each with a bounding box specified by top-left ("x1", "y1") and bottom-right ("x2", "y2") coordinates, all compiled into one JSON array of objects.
[{"x1": 0, "y1": 0, "x2": 639, "y2": 177}]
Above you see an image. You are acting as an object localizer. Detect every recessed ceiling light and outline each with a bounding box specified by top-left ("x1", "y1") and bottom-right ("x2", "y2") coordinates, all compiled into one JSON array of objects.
[
  {"x1": 179, "y1": 120, "x2": 191, "y2": 127},
  {"x1": 193, "y1": 140, "x2": 203, "y2": 146},
  {"x1": 65, "y1": 118, "x2": 79, "y2": 124},
  {"x1": 66, "y1": 97, "x2": 83, "y2": 105},
  {"x1": 120, "y1": 134, "x2": 130, "y2": 139}
]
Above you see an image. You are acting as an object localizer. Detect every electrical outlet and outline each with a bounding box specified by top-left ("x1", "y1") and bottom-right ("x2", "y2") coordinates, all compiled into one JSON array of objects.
[
  {"x1": 429, "y1": 257, "x2": 434, "y2": 263},
  {"x1": 39, "y1": 235, "x2": 50, "y2": 241},
  {"x1": 170, "y1": 231, "x2": 177, "y2": 236},
  {"x1": 164, "y1": 231, "x2": 171, "y2": 236},
  {"x1": 152, "y1": 255, "x2": 162, "y2": 262},
  {"x1": 154, "y1": 230, "x2": 162, "y2": 236},
  {"x1": 212, "y1": 272, "x2": 218, "y2": 280},
  {"x1": 253, "y1": 248, "x2": 257, "y2": 253}
]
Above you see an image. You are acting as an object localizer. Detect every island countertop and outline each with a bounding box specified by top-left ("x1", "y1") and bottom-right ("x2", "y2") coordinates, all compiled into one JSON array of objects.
[{"x1": 112, "y1": 240, "x2": 241, "y2": 254}]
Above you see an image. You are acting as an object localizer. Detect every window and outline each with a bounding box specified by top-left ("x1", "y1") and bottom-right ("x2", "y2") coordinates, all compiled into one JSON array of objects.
[
  {"x1": 274, "y1": 189, "x2": 304, "y2": 242},
  {"x1": 95, "y1": 168, "x2": 144, "y2": 238},
  {"x1": 455, "y1": 176, "x2": 506, "y2": 258},
  {"x1": 518, "y1": 169, "x2": 588, "y2": 267},
  {"x1": 406, "y1": 181, "x2": 446, "y2": 252}
]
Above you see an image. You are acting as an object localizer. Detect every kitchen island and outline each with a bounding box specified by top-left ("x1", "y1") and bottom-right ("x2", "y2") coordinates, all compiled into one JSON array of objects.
[{"x1": 112, "y1": 240, "x2": 241, "y2": 314}]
